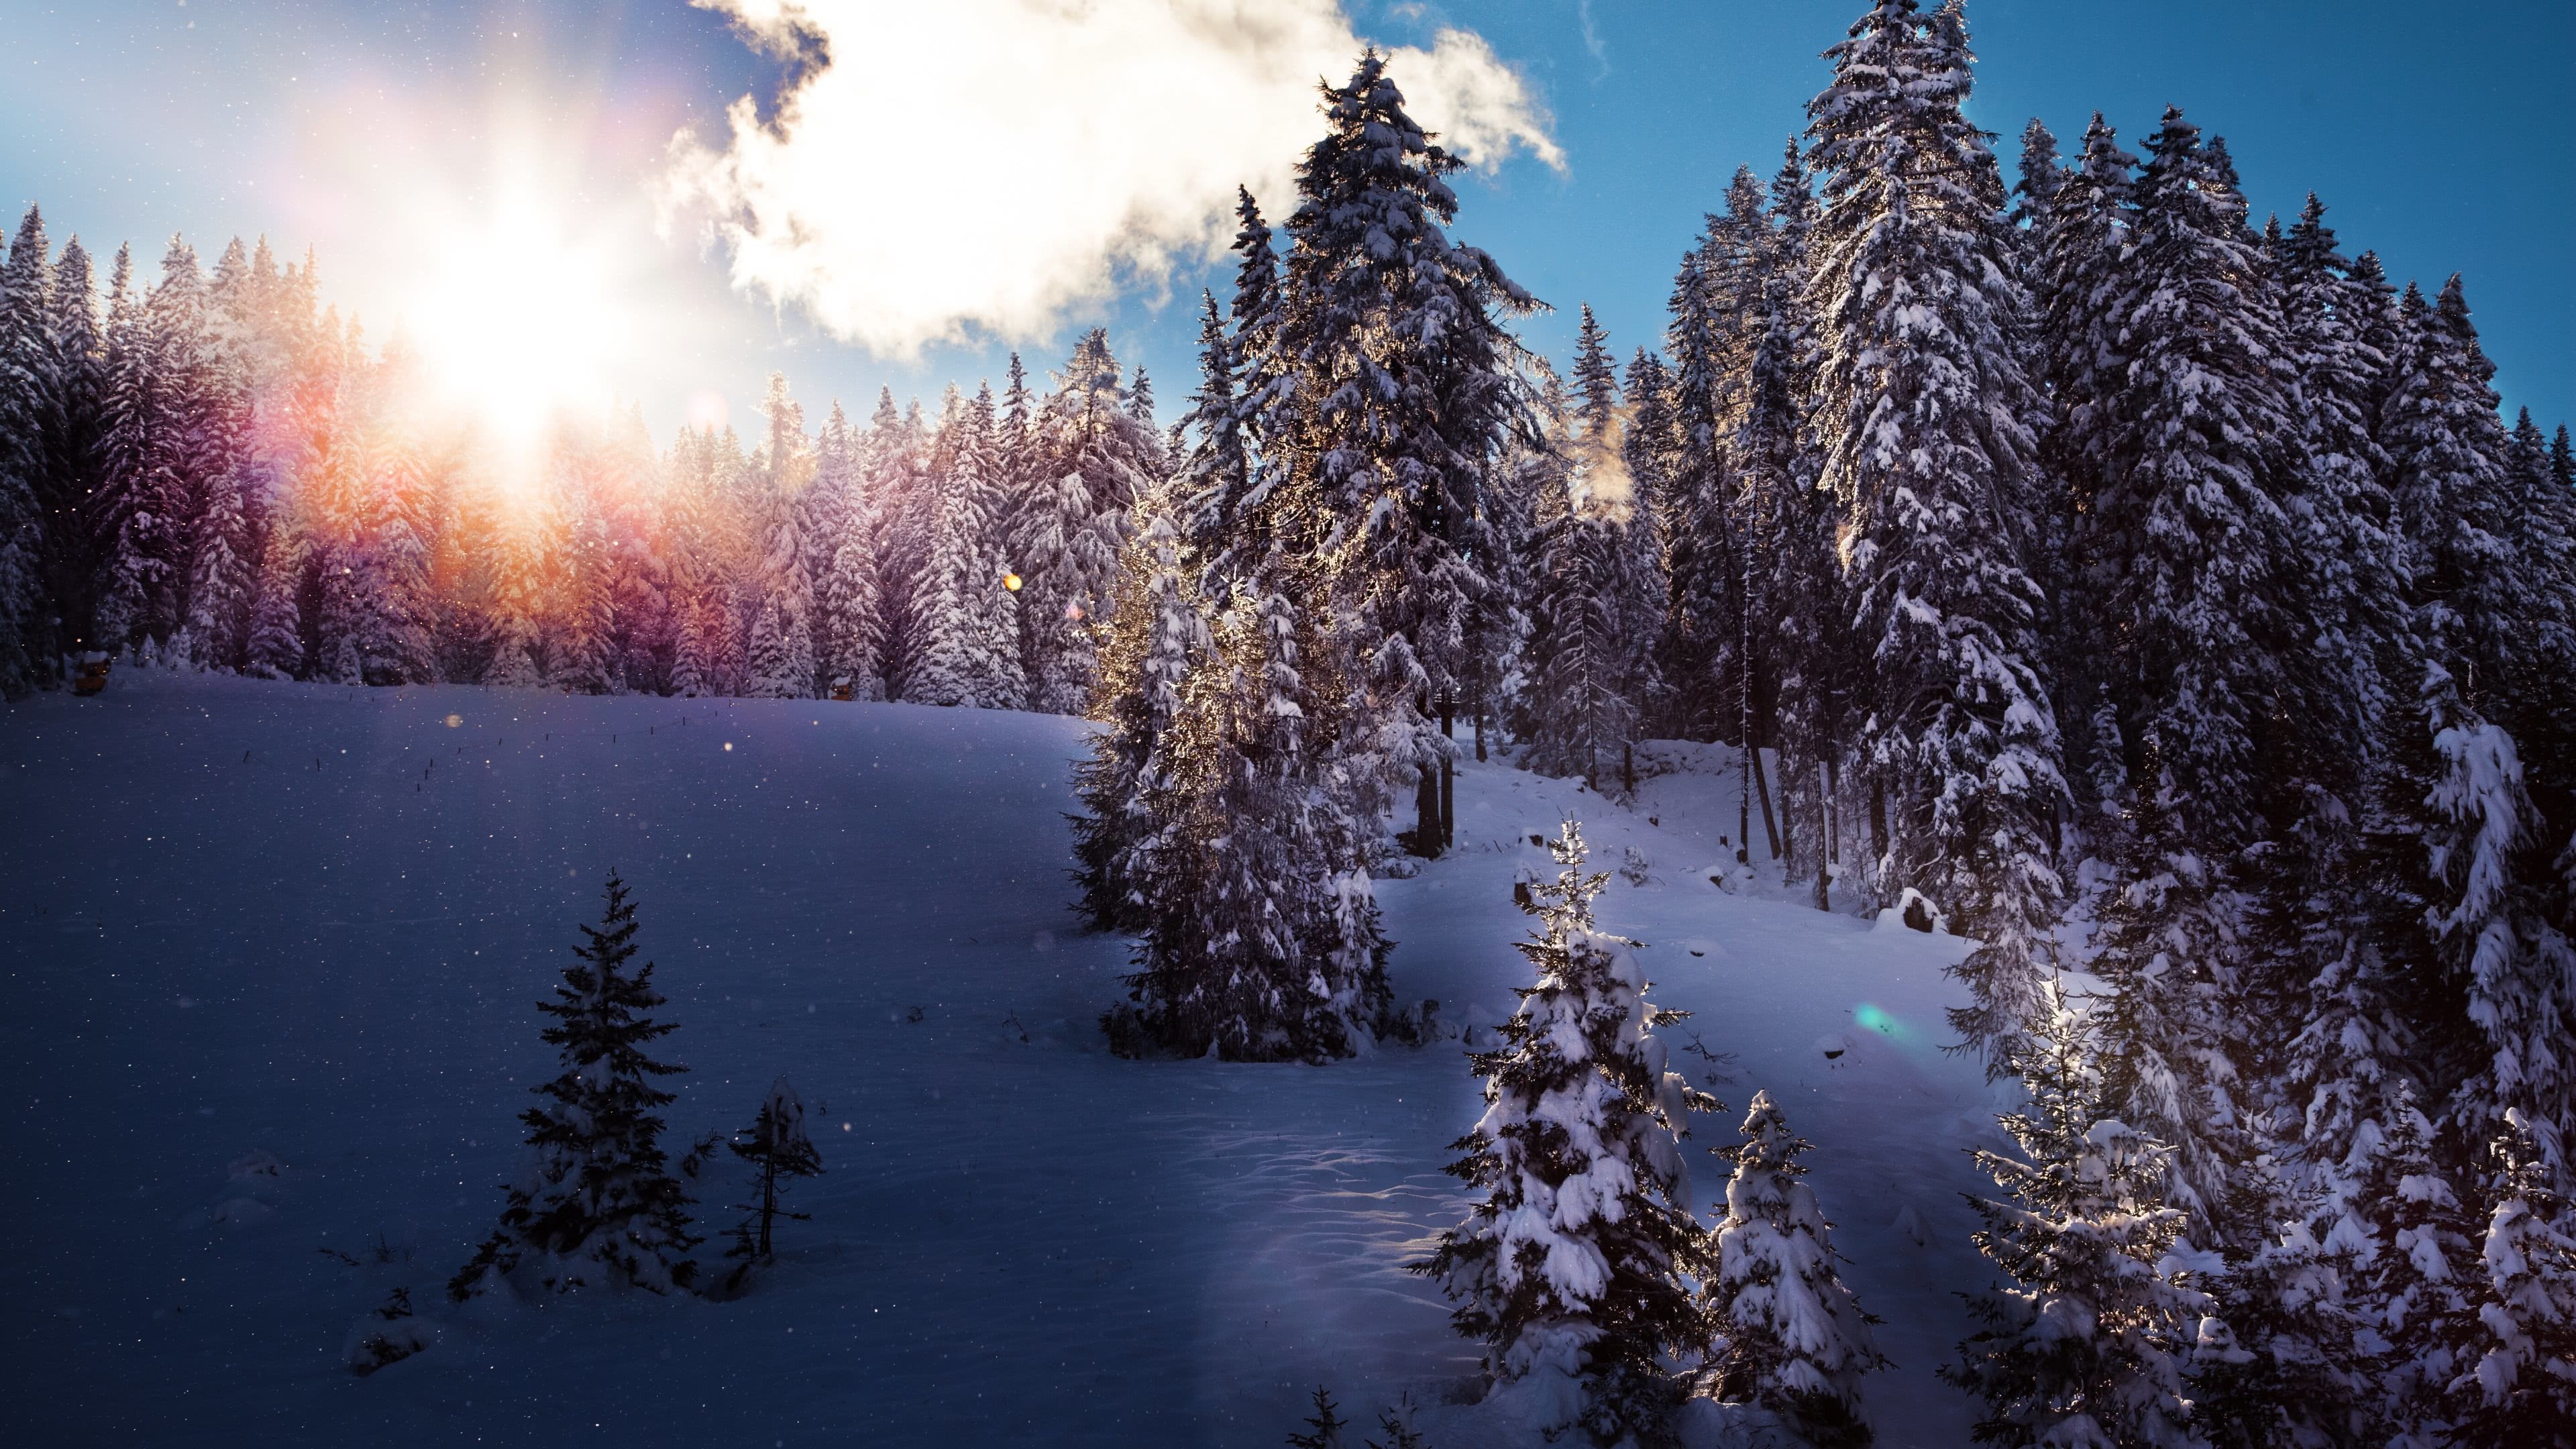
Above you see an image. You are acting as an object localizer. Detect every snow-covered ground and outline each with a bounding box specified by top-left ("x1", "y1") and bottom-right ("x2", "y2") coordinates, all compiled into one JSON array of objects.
[{"x1": 0, "y1": 673, "x2": 2011, "y2": 1446}]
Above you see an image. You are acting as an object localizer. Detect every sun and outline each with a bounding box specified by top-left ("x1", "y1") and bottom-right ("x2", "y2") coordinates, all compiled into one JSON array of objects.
[{"x1": 401, "y1": 194, "x2": 629, "y2": 453}]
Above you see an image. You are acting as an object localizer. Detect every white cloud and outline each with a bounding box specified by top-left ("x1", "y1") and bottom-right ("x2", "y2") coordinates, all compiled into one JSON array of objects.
[{"x1": 658, "y1": 0, "x2": 1562, "y2": 358}]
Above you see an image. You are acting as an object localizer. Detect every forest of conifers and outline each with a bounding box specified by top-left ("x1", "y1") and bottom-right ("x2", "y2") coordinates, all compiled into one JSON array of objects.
[{"x1": 3, "y1": 1, "x2": 2573, "y2": 1442}]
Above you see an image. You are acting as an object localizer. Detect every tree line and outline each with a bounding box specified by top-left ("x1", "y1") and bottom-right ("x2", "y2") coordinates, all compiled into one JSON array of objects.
[{"x1": 0, "y1": 228, "x2": 1169, "y2": 712}]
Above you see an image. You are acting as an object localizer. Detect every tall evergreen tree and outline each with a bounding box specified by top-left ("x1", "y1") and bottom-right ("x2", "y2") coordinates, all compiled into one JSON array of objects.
[
  {"x1": 906, "y1": 384, "x2": 1024, "y2": 708},
  {"x1": 1804, "y1": 0, "x2": 2066, "y2": 1061},
  {"x1": 1271, "y1": 51, "x2": 1538, "y2": 857}
]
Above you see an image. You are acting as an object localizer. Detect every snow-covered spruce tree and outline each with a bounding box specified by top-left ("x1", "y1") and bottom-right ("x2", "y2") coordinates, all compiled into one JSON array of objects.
[
  {"x1": 1108, "y1": 577, "x2": 1392, "y2": 1063},
  {"x1": 2353, "y1": 1079, "x2": 2479, "y2": 1442},
  {"x1": 1743, "y1": 140, "x2": 1849, "y2": 912},
  {"x1": 1942, "y1": 981, "x2": 2212, "y2": 1449},
  {"x1": 2379, "y1": 276, "x2": 2576, "y2": 1193},
  {"x1": 1803, "y1": 0, "x2": 2065, "y2": 1063},
  {"x1": 1017, "y1": 330, "x2": 1151, "y2": 714},
  {"x1": 1271, "y1": 50, "x2": 1537, "y2": 857},
  {"x1": 1069, "y1": 504, "x2": 1208, "y2": 934},
  {"x1": 97, "y1": 236, "x2": 231, "y2": 657},
  {"x1": 723, "y1": 1076, "x2": 822, "y2": 1280},
  {"x1": 1414, "y1": 821, "x2": 1716, "y2": 1442},
  {"x1": 1184, "y1": 191, "x2": 1279, "y2": 578},
  {"x1": 744, "y1": 595, "x2": 796, "y2": 699},
  {"x1": 1656, "y1": 169, "x2": 1769, "y2": 745},
  {"x1": 1519, "y1": 366, "x2": 1638, "y2": 790},
  {"x1": 1705, "y1": 1090, "x2": 1886, "y2": 1446},
  {"x1": 906, "y1": 384, "x2": 1024, "y2": 708},
  {"x1": 2088, "y1": 754, "x2": 2252, "y2": 1238},
  {"x1": 2024, "y1": 113, "x2": 2134, "y2": 814},
  {"x1": 451, "y1": 871, "x2": 699, "y2": 1299},
  {"x1": 1073, "y1": 300, "x2": 1242, "y2": 934},
  {"x1": 243, "y1": 514, "x2": 307, "y2": 678},
  {"x1": 1578, "y1": 307, "x2": 1666, "y2": 771},
  {"x1": 2436, "y1": 1110, "x2": 2576, "y2": 1442},
  {"x1": 0, "y1": 208, "x2": 51, "y2": 694}
]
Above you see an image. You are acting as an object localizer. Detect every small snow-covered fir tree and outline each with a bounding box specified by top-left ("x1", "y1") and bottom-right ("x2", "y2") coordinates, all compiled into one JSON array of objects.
[
  {"x1": 1705, "y1": 1089, "x2": 1887, "y2": 1446},
  {"x1": 724, "y1": 1075, "x2": 822, "y2": 1279},
  {"x1": 1943, "y1": 981, "x2": 2212, "y2": 1449},
  {"x1": 1414, "y1": 820, "x2": 1717, "y2": 1444},
  {"x1": 450, "y1": 871, "x2": 699, "y2": 1299}
]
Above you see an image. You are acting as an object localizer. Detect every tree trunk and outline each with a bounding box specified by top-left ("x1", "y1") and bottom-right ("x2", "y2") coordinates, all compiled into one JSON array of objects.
[
  {"x1": 1440, "y1": 757, "x2": 1455, "y2": 849},
  {"x1": 1870, "y1": 775, "x2": 1888, "y2": 872},
  {"x1": 1414, "y1": 762, "x2": 1442, "y2": 859},
  {"x1": 1621, "y1": 742, "x2": 1635, "y2": 798},
  {"x1": 1754, "y1": 745, "x2": 1781, "y2": 859}
]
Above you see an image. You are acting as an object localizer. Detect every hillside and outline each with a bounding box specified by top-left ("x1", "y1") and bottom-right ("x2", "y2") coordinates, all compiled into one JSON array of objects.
[{"x1": 0, "y1": 674, "x2": 2008, "y2": 1447}]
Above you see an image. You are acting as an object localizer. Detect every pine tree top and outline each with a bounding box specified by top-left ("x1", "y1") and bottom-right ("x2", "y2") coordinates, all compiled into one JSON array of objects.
[{"x1": 538, "y1": 871, "x2": 685, "y2": 1093}]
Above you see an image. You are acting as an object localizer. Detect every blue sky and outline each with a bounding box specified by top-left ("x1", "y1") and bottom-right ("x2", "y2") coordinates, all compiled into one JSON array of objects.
[{"x1": 5, "y1": 1, "x2": 2568, "y2": 437}]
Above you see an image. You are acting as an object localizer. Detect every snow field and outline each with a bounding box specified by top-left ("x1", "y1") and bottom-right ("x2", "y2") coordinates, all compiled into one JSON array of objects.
[{"x1": 1, "y1": 673, "x2": 2009, "y2": 1446}]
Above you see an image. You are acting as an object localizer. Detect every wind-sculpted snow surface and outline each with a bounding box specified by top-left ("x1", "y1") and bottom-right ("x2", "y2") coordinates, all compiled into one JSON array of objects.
[{"x1": 0, "y1": 676, "x2": 2007, "y2": 1446}]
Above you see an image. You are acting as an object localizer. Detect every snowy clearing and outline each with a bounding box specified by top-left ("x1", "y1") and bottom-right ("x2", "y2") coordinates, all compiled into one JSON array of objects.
[{"x1": 1, "y1": 674, "x2": 2008, "y2": 1446}]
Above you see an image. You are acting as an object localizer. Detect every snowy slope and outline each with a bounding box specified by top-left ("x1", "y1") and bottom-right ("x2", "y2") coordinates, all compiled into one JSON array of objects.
[{"x1": 0, "y1": 673, "x2": 2009, "y2": 1447}]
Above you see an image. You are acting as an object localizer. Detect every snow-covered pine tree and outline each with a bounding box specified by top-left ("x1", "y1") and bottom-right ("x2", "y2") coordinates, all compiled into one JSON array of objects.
[
  {"x1": 906, "y1": 384, "x2": 1024, "y2": 708},
  {"x1": 724, "y1": 1076, "x2": 822, "y2": 1270},
  {"x1": 1071, "y1": 505, "x2": 1210, "y2": 934},
  {"x1": 1271, "y1": 51, "x2": 1536, "y2": 857},
  {"x1": 1656, "y1": 170, "x2": 1768, "y2": 745},
  {"x1": 1414, "y1": 821, "x2": 1716, "y2": 1443},
  {"x1": 1517, "y1": 367, "x2": 1635, "y2": 789},
  {"x1": 1943, "y1": 981, "x2": 2212, "y2": 1449},
  {"x1": 451, "y1": 871, "x2": 699, "y2": 1299},
  {"x1": 1110, "y1": 576, "x2": 1391, "y2": 1063},
  {"x1": 2436, "y1": 1109, "x2": 2576, "y2": 1441},
  {"x1": 0, "y1": 207, "x2": 50, "y2": 693},
  {"x1": 1016, "y1": 332, "x2": 1146, "y2": 714},
  {"x1": 1705, "y1": 1090, "x2": 1886, "y2": 1446},
  {"x1": 1804, "y1": 0, "x2": 2065, "y2": 1062},
  {"x1": 744, "y1": 594, "x2": 795, "y2": 699}
]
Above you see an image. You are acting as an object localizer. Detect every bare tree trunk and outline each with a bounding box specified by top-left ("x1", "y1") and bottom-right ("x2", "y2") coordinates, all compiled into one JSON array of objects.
[
  {"x1": 1440, "y1": 700, "x2": 1456, "y2": 850},
  {"x1": 1415, "y1": 761, "x2": 1442, "y2": 859},
  {"x1": 1754, "y1": 745, "x2": 1781, "y2": 859}
]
